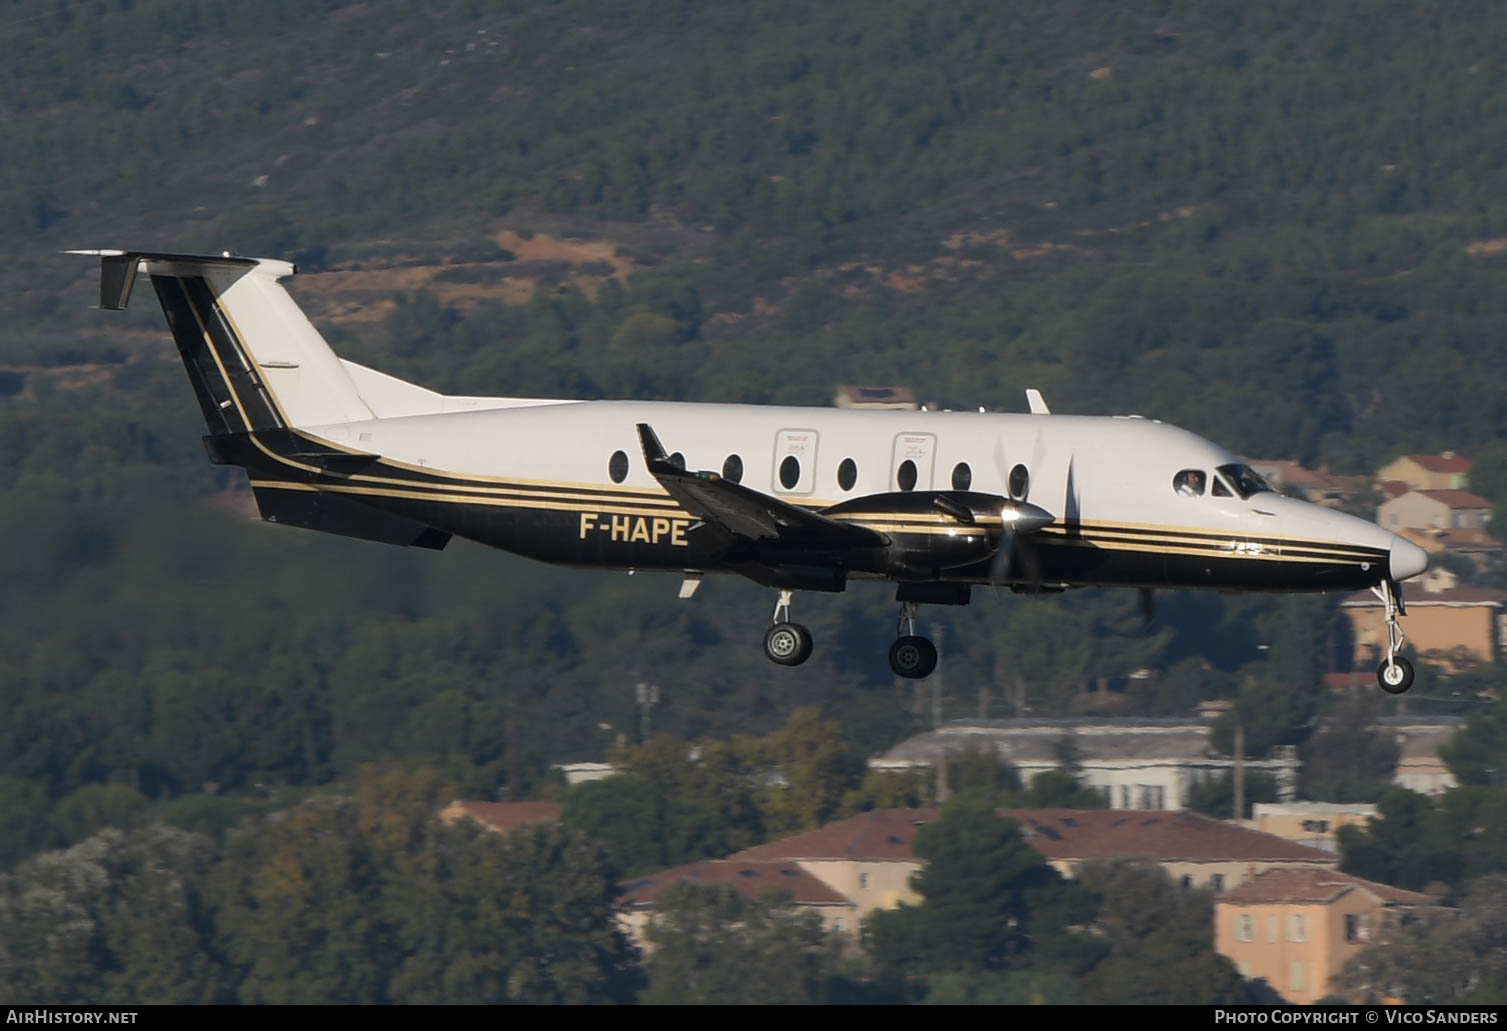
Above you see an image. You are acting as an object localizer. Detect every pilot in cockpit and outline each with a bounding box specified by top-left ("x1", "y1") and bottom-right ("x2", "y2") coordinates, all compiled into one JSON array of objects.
[{"x1": 1175, "y1": 470, "x2": 1206, "y2": 497}]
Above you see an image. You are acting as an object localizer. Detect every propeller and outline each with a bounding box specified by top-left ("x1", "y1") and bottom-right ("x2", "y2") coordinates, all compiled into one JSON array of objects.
[
  {"x1": 989, "y1": 500, "x2": 1053, "y2": 588},
  {"x1": 1139, "y1": 588, "x2": 1156, "y2": 628}
]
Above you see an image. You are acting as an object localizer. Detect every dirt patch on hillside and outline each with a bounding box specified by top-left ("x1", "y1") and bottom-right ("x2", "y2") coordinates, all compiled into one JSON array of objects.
[{"x1": 289, "y1": 231, "x2": 639, "y2": 326}]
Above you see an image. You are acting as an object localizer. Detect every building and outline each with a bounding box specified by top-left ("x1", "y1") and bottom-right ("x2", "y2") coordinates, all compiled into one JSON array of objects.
[
  {"x1": 1215, "y1": 867, "x2": 1435, "y2": 1004},
  {"x1": 999, "y1": 808, "x2": 1337, "y2": 893},
  {"x1": 618, "y1": 807, "x2": 1339, "y2": 948},
  {"x1": 1244, "y1": 459, "x2": 1368, "y2": 509},
  {"x1": 1376, "y1": 453, "x2": 1472, "y2": 492},
  {"x1": 833, "y1": 385, "x2": 918, "y2": 410},
  {"x1": 439, "y1": 800, "x2": 563, "y2": 833},
  {"x1": 1250, "y1": 802, "x2": 1377, "y2": 853},
  {"x1": 1376, "y1": 716, "x2": 1465, "y2": 797},
  {"x1": 1342, "y1": 576, "x2": 1506, "y2": 667},
  {"x1": 1378, "y1": 489, "x2": 1493, "y2": 532},
  {"x1": 871, "y1": 718, "x2": 1300, "y2": 811},
  {"x1": 619, "y1": 858, "x2": 859, "y2": 946}
]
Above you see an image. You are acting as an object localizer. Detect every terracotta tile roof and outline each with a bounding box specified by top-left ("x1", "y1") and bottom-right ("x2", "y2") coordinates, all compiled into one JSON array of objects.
[
  {"x1": 618, "y1": 859, "x2": 855, "y2": 908},
  {"x1": 732, "y1": 809, "x2": 939, "y2": 861},
  {"x1": 732, "y1": 808, "x2": 1335, "y2": 865},
  {"x1": 1407, "y1": 454, "x2": 1472, "y2": 474},
  {"x1": 1218, "y1": 866, "x2": 1434, "y2": 907},
  {"x1": 440, "y1": 800, "x2": 562, "y2": 833},
  {"x1": 998, "y1": 809, "x2": 1337, "y2": 863},
  {"x1": 1381, "y1": 480, "x2": 1411, "y2": 499},
  {"x1": 1415, "y1": 489, "x2": 1493, "y2": 509}
]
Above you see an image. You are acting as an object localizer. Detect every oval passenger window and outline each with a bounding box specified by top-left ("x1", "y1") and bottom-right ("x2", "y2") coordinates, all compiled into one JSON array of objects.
[
  {"x1": 609, "y1": 450, "x2": 629, "y2": 484},
  {"x1": 838, "y1": 458, "x2": 857, "y2": 491},
  {"x1": 1008, "y1": 463, "x2": 1029, "y2": 501},
  {"x1": 779, "y1": 455, "x2": 800, "y2": 490},
  {"x1": 723, "y1": 454, "x2": 743, "y2": 483},
  {"x1": 951, "y1": 462, "x2": 972, "y2": 491},
  {"x1": 897, "y1": 459, "x2": 918, "y2": 492}
]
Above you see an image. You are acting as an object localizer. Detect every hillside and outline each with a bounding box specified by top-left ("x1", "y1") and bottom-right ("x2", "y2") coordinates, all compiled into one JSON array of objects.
[{"x1": 1, "y1": 0, "x2": 1506, "y2": 865}]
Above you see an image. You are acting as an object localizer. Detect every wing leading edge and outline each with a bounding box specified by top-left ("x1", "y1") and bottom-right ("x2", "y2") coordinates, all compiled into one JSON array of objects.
[{"x1": 635, "y1": 424, "x2": 886, "y2": 547}]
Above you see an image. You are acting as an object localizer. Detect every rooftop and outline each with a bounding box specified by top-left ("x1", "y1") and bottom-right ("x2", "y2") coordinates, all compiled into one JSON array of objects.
[
  {"x1": 1217, "y1": 866, "x2": 1434, "y2": 907},
  {"x1": 439, "y1": 800, "x2": 562, "y2": 833},
  {"x1": 619, "y1": 859, "x2": 854, "y2": 909},
  {"x1": 1403, "y1": 453, "x2": 1472, "y2": 475},
  {"x1": 730, "y1": 808, "x2": 1338, "y2": 866}
]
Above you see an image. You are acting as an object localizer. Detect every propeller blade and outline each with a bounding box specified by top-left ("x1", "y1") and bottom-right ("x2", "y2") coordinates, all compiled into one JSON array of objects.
[{"x1": 1139, "y1": 588, "x2": 1155, "y2": 627}]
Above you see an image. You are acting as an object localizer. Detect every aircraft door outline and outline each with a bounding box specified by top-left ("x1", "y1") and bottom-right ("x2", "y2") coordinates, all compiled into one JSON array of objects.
[
  {"x1": 773, "y1": 428, "x2": 818, "y2": 494},
  {"x1": 891, "y1": 432, "x2": 936, "y2": 492}
]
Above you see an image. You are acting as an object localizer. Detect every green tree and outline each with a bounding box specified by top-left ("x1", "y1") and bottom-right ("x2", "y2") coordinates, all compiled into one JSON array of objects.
[
  {"x1": 1337, "y1": 788, "x2": 1464, "y2": 893},
  {"x1": 561, "y1": 774, "x2": 724, "y2": 876},
  {"x1": 0, "y1": 826, "x2": 227, "y2": 1004},
  {"x1": 864, "y1": 796, "x2": 1096, "y2": 981},
  {"x1": 1074, "y1": 859, "x2": 1250, "y2": 1005},
  {"x1": 1341, "y1": 873, "x2": 1507, "y2": 1004},
  {"x1": 1187, "y1": 771, "x2": 1281, "y2": 821},
  {"x1": 1300, "y1": 696, "x2": 1401, "y2": 803},
  {"x1": 642, "y1": 881, "x2": 839, "y2": 1004}
]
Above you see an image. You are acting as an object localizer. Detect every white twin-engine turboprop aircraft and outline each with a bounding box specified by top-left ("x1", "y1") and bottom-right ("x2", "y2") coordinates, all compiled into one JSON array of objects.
[{"x1": 73, "y1": 249, "x2": 1429, "y2": 691}]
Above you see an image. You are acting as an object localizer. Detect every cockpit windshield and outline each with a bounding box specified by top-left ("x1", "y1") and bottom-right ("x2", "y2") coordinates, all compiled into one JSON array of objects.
[{"x1": 1216, "y1": 463, "x2": 1274, "y2": 500}]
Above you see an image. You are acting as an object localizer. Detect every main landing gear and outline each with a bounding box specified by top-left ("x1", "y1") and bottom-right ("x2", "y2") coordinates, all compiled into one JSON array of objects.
[
  {"x1": 759, "y1": 592, "x2": 940, "y2": 679},
  {"x1": 1374, "y1": 578, "x2": 1415, "y2": 695},
  {"x1": 763, "y1": 590, "x2": 813, "y2": 667},
  {"x1": 889, "y1": 602, "x2": 938, "y2": 680}
]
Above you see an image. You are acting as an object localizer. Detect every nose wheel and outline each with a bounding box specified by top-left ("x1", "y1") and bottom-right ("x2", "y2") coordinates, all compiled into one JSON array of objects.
[
  {"x1": 763, "y1": 590, "x2": 813, "y2": 667},
  {"x1": 1373, "y1": 579, "x2": 1414, "y2": 694},
  {"x1": 889, "y1": 602, "x2": 938, "y2": 679}
]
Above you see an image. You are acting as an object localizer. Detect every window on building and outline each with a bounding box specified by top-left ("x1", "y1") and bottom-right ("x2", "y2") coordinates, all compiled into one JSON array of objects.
[
  {"x1": 1236, "y1": 914, "x2": 1254, "y2": 942},
  {"x1": 1118, "y1": 785, "x2": 1131, "y2": 809},
  {"x1": 1289, "y1": 962, "x2": 1306, "y2": 993},
  {"x1": 1302, "y1": 819, "x2": 1329, "y2": 833},
  {"x1": 1345, "y1": 914, "x2": 1368, "y2": 943},
  {"x1": 1181, "y1": 875, "x2": 1193, "y2": 889},
  {"x1": 1289, "y1": 914, "x2": 1308, "y2": 943},
  {"x1": 1268, "y1": 916, "x2": 1278, "y2": 943},
  {"x1": 859, "y1": 873, "x2": 870, "y2": 890},
  {"x1": 1211, "y1": 874, "x2": 1225, "y2": 893}
]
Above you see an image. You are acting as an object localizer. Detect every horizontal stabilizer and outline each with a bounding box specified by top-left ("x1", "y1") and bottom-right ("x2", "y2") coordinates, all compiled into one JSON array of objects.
[
  {"x1": 253, "y1": 484, "x2": 450, "y2": 550},
  {"x1": 67, "y1": 249, "x2": 261, "y2": 310}
]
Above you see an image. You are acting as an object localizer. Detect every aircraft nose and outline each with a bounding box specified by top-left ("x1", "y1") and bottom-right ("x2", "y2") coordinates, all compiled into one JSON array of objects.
[{"x1": 1390, "y1": 536, "x2": 1429, "y2": 582}]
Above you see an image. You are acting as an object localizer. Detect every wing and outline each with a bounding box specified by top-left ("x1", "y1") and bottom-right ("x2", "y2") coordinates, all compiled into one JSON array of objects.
[{"x1": 636, "y1": 424, "x2": 885, "y2": 546}]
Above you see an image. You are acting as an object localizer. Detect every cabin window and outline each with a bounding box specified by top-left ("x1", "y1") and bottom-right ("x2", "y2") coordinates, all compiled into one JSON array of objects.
[
  {"x1": 668, "y1": 451, "x2": 686, "y2": 470},
  {"x1": 1008, "y1": 464, "x2": 1029, "y2": 501},
  {"x1": 951, "y1": 462, "x2": 972, "y2": 491},
  {"x1": 1217, "y1": 463, "x2": 1274, "y2": 500},
  {"x1": 722, "y1": 454, "x2": 743, "y2": 483},
  {"x1": 1212, "y1": 475, "x2": 1233, "y2": 498},
  {"x1": 1173, "y1": 470, "x2": 1206, "y2": 497},
  {"x1": 838, "y1": 458, "x2": 857, "y2": 491},
  {"x1": 897, "y1": 459, "x2": 918, "y2": 492},
  {"x1": 779, "y1": 455, "x2": 801, "y2": 490},
  {"x1": 608, "y1": 450, "x2": 629, "y2": 484}
]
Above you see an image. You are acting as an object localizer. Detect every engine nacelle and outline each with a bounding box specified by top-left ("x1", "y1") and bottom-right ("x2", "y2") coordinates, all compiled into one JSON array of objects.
[{"x1": 821, "y1": 491, "x2": 1051, "y2": 580}]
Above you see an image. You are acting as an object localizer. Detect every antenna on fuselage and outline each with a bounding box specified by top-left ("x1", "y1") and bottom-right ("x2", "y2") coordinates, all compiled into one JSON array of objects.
[{"x1": 1025, "y1": 389, "x2": 1050, "y2": 415}]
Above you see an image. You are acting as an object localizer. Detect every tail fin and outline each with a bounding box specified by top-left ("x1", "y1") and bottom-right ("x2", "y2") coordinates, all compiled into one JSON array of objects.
[{"x1": 70, "y1": 250, "x2": 373, "y2": 433}]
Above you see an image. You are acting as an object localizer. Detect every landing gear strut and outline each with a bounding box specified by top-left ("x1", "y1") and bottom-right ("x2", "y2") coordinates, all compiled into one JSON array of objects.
[
  {"x1": 763, "y1": 590, "x2": 813, "y2": 667},
  {"x1": 889, "y1": 602, "x2": 938, "y2": 679},
  {"x1": 1374, "y1": 578, "x2": 1415, "y2": 695}
]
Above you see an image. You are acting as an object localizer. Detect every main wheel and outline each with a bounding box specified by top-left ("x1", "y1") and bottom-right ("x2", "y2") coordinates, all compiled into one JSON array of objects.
[
  {"x1": 764, "y1": 622, "x2": 813, "y2": 666},
  {"x1": 889, "y1": 635, "x2": 938, "y2": 679},
  {"x1": 1377, "y1": 656, "x2": 1415, "y2": 695}
]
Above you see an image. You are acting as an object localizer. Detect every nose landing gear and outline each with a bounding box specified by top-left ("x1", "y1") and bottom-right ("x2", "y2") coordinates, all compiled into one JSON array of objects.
[
  {"x1": 1373, "y1": 579, "x2": 1414, "y2": 695},
  {"x1": 763, "y1": 590, "x2": 813, "y2": 666},
  {"x1": 889, "y1": 602, "x2": 938, "y2": 679}
]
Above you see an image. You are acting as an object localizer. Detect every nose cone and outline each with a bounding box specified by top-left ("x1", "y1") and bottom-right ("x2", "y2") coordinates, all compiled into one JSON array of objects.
[{"x1": 1390, "y1": 536, "x2": 1429, "y2": 582}]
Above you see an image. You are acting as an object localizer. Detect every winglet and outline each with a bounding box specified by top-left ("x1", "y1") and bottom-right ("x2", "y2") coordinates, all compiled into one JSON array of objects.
[
  {"x1": 1025, "y1": 389, "x2": 1050, "y2": 415},
  {"x1": 636, "y1": 422, "x2": 672, "y2": 470}
]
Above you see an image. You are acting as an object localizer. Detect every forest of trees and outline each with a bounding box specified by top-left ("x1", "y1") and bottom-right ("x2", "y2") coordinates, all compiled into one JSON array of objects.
[{"x1": 2, "y1": 0, "x2": 1507, "y2": 1002}]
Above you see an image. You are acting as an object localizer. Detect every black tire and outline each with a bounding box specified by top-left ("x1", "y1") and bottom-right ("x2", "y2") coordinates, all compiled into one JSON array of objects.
[
  {"x1": 1377, "y1": 656, "x2": 1414, "y2": 695},
  {"x1": 889, "y1": 635, "x2": 938, "y2": 679},
  {"x1": 764, "y1": 622, "x2": 813, "y2": 666}
]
